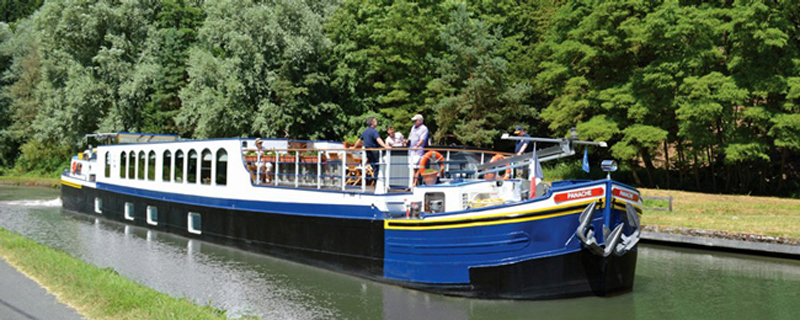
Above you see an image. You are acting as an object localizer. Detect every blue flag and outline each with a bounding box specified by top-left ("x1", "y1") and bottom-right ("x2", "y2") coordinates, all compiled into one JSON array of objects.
[
  {"x1": 533, "y1": 148, "x2": 544, "y2": 180},
  {"x1": 582, "y1": 148, "x2": 590, "y2": 173},
  {"x1": 530, "y1": 147, "x2": 544, "y2": 197}
]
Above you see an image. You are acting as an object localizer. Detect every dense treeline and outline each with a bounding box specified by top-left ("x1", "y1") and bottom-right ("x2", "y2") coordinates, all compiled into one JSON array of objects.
[{"x1": 0, "y1": 0, "x2": 799, "y2": 197}]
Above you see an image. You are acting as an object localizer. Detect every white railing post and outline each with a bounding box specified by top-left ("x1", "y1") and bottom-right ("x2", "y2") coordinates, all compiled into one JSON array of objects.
[
  {"x1": 480, "y1": 152, "x2": 485, "y2": 165},
  {"x1": 274, "y1": 153, "x2": 279, "y2": 186},
  {"x1": 255, "y1": 158, "x2": 262, "y2": 184},
  {"x1": 384, "y1": 149, "x2": 391, "y2": 194},
  {"x1": 317, "y1": 152, "x2": 322, "y2": 189},
  {"x1": 294, "y1": 151, "x2": 299, "y2": 188},
  {"x1": 445, "y1": 150, "x2": 451, "y2": 177},
  {"x1": 340, "y1": 151, "x2": 346, "y2": 191},
  {"x1": 408, "y1": 152, "x2": 414, "y2": 189},
  {"x1": 361, "y1": 149, "x2": 367, "y2": 192}
]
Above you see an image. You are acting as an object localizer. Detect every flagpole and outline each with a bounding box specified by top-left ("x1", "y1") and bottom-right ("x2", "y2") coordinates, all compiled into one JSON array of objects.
[{"x1": 530, "y1": 142, "x2": 537, "y2": 199}]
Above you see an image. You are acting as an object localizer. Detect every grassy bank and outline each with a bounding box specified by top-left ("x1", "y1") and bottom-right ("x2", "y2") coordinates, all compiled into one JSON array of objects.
[
  {"x1": 0, "y1": 228, "x2": 256, "y2": 320},
  {"x1": 0, "y1": 175, "x2": 60, "y2": 188},
  {"x1": 640, "y1": 188, "x2": 800, "y2": 240}
]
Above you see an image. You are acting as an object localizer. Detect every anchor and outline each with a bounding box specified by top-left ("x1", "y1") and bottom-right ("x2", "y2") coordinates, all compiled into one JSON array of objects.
[{"x1": 576, "y1": 201, "x2": 641, "y2": 257}]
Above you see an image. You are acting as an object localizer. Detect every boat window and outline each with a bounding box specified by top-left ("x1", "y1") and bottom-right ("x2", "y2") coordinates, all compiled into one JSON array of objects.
[
  {"x1": 163, "y1": 150, "x2": 172, "y2": 182},
  {"x1": 147, "y1": 206, "x2": 158, "y2": 226},
  {"x1": 188, "y1": 149, "x2": 197, "y2": 183},
  {"x1": 216, "y1": 149, "x2": 227, "y2": 186},
  {"x1": 425, "y1": 192, "x2": 446, "y2": 213},
  {"x1": 124, "y1": 202, "x2": 134, "y2": 221},
  {"x1": 120, "y1": 151, "x2": 126, "y2": 178},
  {"x1": 148, "y1": 151, "x2": 156, "y2": 181},
  {"x1": 104, "y1": 152, "x2": 110, "y2": 178},
  {"x1": 128, "y1": 151, "x2": 136, "y2": 179},
  {"x1": 95, "y1": 197, "x2": 103, "y2": 214},
  {"x1": 138, "y1": 151, "x2": 145, "y2": 180},
  {"x1": 188, "y1": 212, "x2": 201, "y2": 234},
  {"x1": 201, "y1": 149, "x2": 212, "y2": 185},
  {"x1": 175, "y1": 150, "x2": 184, "y2": 183}
]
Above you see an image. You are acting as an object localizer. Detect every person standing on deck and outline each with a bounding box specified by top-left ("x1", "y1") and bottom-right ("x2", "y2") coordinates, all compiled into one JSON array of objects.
[
  {"x1": 255, "y1": 138, "x2": 272, "y2": 184},
  {"x1": 514, "y1": 126, "x2": 531, "y2": 156},
  {"x1": 386, "y1": 126, "x2": 406, "y2": 147},
  {"x1": 408, "y1": 114, "x2": 429, "y2": 182},
  {"x1": 352, "y1": 117, "x2": 392, "y2": 181}
]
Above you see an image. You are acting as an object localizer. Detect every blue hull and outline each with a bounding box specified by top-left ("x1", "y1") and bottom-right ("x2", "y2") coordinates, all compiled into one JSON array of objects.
[{"x1": 61, "y1": 177, "x2": 638, "y2": 299}]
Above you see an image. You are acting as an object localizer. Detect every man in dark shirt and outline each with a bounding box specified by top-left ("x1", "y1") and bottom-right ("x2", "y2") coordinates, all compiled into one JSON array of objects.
[
  {"x1": 515, "y1": 125, "x2": 531, "y2": 155},
  {"x1": 352, "y1": 116, "x2": 391, "y2": 182}
]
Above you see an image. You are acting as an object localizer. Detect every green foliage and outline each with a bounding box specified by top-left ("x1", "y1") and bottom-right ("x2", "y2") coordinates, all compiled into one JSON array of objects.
[
  {"x1": 326, "y1": 0, "x2": 446, "y2": 138},
  {"x1": 0, "y1": 0, "x2": 44, "y2": 25},
  {"x1": 13, "y1": 139, "x2": 70, "y2": 176},
  {"x1": 426, "y1": 4, "x2": 530, "y2": 147},
  {"x1": 0, "y1": 0, "x2": 798, "y2": 196},
  {"x1": 179, "y1": 0, "x2": 340, "y2": 140}
]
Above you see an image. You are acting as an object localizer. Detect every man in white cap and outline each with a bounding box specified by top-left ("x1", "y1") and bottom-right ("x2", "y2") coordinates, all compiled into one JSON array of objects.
[{"x1": 408, "y1": 114, "x2": 429, "y2": 174}]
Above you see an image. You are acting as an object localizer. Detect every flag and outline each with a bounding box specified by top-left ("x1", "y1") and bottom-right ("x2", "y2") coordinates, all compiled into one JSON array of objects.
[
  {"x1": 529, "y1": 147, "x2": 544, "y2": 197},
  {"x1": 582, "y1": 148, "x2": 590, "y2": 173}
]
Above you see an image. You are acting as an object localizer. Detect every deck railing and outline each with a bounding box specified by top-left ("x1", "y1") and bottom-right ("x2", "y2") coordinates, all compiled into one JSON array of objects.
[{"x1": 242, "y1": 147, "x2": 514, "y2": 193}]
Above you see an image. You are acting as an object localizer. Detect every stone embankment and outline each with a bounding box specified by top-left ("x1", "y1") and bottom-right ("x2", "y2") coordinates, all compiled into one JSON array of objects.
[{"x1": 642, "y1": 225, "x2": 800, "y2": 258}]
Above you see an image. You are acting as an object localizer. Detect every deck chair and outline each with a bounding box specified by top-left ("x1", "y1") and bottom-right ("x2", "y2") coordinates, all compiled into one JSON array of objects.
[{"x1": 344, "y1": 152, "x2": 375, "y2": 186}]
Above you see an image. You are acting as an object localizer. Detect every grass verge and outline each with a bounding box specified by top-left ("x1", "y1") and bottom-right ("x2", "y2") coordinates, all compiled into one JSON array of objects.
[
  {"x1": 0, "y1": 228, "x2": 257, "y2": 320},
  {"x1": 0, "y1": 175, "x2": 60, "y2": 188},
  {"x1": 641, "y1": 188, "x2": 800, "y2": 240}
]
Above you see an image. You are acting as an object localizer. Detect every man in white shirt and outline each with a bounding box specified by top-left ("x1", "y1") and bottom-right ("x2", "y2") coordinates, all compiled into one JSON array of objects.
[
  {"x1": 408, "y1": 114, "x2": 429, "y2": 170},
  {"x1": 255, "y1": 138, "x2": 272, "y2": 184},
  {"x1": 385, "y1": 126, "x2": 405, "y2": 147}
]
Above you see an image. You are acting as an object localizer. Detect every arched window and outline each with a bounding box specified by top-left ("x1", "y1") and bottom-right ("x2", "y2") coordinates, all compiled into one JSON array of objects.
[
  {"x1": 138, "y1": 151, "x2": 146, "y2": 180},
  {"x1": 104, "y1": 152, "x2": 110, "y2": 178},
  {"x1": 163, "y1": 150, "x2": 172, "y2": 182},
  {"x1": 201, "y1": 149, "x2": 212, "y2": 185},
  {"x1": 148, "y1": 151, "x2": 156, "y2": 181},
  {"x1": 175, "y1": 150, "x2": 184, "y2": 183},
  {"x1": 216, "y1": 149, "x2": 228, "y2": 186},
  {"x1": 128, "y1": 151, "x2": 136, "y2": 179},
  {"x1": 120, "y1": 151, "x2": 126, "y2": 178},
  {"x1": 188, "y1": 149, "x2": 197, "y2": 183}
]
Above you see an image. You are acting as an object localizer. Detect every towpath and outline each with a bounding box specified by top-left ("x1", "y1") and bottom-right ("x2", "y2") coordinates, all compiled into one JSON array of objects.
[{"x1": 0, "y1": 258, "x2": 84, "y2": 320}]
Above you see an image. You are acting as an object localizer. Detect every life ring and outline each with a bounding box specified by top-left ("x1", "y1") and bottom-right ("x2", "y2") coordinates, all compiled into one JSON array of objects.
[
  {"x1": 71, "y1": 161, "x2": 77, "y2": 174},
  {"x1": 418, "y1": 151, "x2": 445, "y2": 177},
  {"x1": 486, "y1": 154, "x2": 511, "y2": 180}
]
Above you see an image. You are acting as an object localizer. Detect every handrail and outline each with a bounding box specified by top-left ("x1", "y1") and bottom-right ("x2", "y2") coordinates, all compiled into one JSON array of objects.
[
  {"x1": 243, "y1": 146, "x2": 513, "y2": 155},
  {"x1": 240, "y1": 146, "x2": 524, "y2": 193}
]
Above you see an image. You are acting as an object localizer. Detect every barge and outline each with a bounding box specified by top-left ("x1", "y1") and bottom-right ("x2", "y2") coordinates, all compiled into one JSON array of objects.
[{"x1": 60, "y1": 132, "x2": 641, "y2": 299}]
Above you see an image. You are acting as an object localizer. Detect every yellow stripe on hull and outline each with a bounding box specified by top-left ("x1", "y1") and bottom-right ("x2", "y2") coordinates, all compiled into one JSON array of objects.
[
  {"x1": 385, "y1": 199, "x2": 604, "y2": 231},
  {"x1": 60, "y1": 179, "x2": 82, "y2": 189}
]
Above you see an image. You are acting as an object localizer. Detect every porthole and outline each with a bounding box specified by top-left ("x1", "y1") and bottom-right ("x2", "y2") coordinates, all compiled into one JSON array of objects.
[
  {"x1": 146, "y1": 206, "x2": 158, "y2": 226},
  {"x1": 94, "y1": 197, "x2": 103, "y2": 214},
  {"x1": 124, "y1": 202, "x2": 134, "y2": 221},
  {"x1": 188, "y1": 212, "x2": 201, "y2": 234}
]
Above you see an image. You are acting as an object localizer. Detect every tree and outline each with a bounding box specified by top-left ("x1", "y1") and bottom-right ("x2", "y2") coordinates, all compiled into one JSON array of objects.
[
  {"x1": 426, "y1": 4, "x2": 530, "y2": 147},
  {"x1": 326, "y1": 0, "x2": 445, "y2": 137},
  {"x1": 179, "y1": 0, "x2": 341, "y2": 140}
]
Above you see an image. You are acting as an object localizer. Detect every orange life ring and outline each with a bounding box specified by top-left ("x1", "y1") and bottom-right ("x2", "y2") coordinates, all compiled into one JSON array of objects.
[
  {"x1": 417, "y1": 151, "x2": 446, "y2": 177},
  {"x1": 71, "y1": 161, "x2": 77, "y2": 174},
  {"x1": 486, "y1": 154, "x2": 511, "y2": 180}
]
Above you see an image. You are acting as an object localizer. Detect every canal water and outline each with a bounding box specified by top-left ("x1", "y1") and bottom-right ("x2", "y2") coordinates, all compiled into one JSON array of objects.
[{"x1": 1, "y1": 185, "x2": 800, "y2": 319}]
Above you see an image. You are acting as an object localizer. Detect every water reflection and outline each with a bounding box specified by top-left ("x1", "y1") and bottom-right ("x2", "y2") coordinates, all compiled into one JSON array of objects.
[{"x1": 1, "y1": 186, "x2": 800, "y2": 319}]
